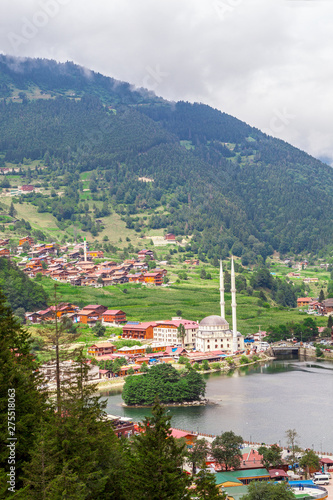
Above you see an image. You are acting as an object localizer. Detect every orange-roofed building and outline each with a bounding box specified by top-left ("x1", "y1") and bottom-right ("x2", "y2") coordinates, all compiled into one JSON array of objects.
[
  {"x1": 122, "y1": 322, "x2": 157, "y2": 340},
  {"x1": 87, "y1": 250, "x2": 104, "y2": 259},
  {"x1": 102, "y1": 310, "x2": 126, "y2": 324},
  {"x1": 170, "y1": 428, "x2": 197, "y2": 445},
  {"x1": 297, "y1": 297, "x2": 313, "y2": 307},
  {"x1": 19, "y1": 236, "x2": 34, "y2": 246},
  {"x1": 88, "y1": 342, "x2": 116, "y2": 357},
  {"x1": 143, "y1": 272, "x2": 163, "y2": 286},
  {"x1": 0, "y1": 247, "x2": 10, "y2": 257}
]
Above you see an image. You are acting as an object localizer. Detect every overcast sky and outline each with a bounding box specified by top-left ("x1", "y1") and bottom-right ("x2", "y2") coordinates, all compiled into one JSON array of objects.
[{"x1": 1, "y1": 0, "x2": 333, "y2": 163}]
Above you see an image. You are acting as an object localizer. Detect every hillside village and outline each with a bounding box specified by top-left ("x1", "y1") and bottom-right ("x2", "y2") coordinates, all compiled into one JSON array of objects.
[{"x1": 0, "y1": 236, "x2": 167, "y2": 286}]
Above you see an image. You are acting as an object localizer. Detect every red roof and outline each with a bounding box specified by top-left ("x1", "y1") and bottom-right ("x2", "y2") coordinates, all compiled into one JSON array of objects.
[
  {"x1": 156, "y1": 319, "x2": 198, "y2": 330},
  {"x1": 268, "y1": 469, "x2": 288, "y2": 478},
  {"x1": 170, "y1": 428, "x2": 196, "y2": 439},
  {"x1": 90, "y1": 342, "x2": 115, "y2": 348},
  {"x1": 103, "y1": 310, "x2": 124, "y2": 315},
  {"x1": 320, "y1": 458, "x2": 333, "y2": 464},
  {"x1": 123, "y1": 321, "x2": 157, "y2": 331}
]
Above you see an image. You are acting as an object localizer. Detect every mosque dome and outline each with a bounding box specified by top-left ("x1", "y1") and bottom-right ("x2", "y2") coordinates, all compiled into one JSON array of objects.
[{"x1": 199, "y1": 315, "x2": 229, "y2": 327}]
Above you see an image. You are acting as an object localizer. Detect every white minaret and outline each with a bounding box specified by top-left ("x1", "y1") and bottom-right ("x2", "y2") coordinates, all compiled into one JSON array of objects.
[
  {"x1": 220, "y1": 259, "x2": 225, "y2": 319},
  {"x1": 84, "y1": 237, "x2": 87, "y2": 262},
  {"x1": 231, "y1": 256, "x2": 238, "y2": 353}
]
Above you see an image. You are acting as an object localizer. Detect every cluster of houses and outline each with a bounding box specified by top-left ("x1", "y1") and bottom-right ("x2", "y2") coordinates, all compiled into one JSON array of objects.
[
  {"x1": 26, "y1": 303, "x2": 127, "y2": 325},
  {"x1": 3, "y1": 239, "x2": 167, "y2": 287},
  {"x1": 297, "y1": 296, "x2": 333, "y2": 316}
]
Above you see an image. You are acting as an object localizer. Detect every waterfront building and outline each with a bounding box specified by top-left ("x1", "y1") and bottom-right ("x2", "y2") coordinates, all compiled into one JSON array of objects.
[
  {"x1": 153, "y1": 318, "x2": 198, "y2": 348},
  {"x1": 195, "y1": 258, "x2": 244, "y2": 354}
]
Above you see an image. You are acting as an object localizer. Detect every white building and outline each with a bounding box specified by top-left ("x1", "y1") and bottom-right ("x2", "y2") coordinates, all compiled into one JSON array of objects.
[
  {"x1": 195, "y1": 258, "x2": 244, "y2": 354},
  {"x1": 153, "y1": 318, "x2": 198, "y2": 348}
]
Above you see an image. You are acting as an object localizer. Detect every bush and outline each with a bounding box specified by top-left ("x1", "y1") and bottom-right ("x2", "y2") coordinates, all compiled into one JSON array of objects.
[
  {"x1": 240, "y1": 355, "x2": 250, "y2": 365},
  {"x1": 202, "y1": 360, "x2": 210, "y2": 371},
  {"x1": 211, "y1": 362, "x2": 221, "y2": 370}
]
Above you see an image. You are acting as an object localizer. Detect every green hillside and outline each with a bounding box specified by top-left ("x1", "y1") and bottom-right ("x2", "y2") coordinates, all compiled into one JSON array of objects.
[{"x1": 0, "y1": 55, "x2": 333, "y2": 263}]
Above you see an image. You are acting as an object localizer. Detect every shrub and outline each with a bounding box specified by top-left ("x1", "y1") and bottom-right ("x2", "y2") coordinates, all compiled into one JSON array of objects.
[{"x1": 240, "y1": 355, "x2": 250, "y2": 365}]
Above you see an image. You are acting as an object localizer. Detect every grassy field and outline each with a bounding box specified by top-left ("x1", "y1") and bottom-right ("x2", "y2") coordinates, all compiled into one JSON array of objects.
[{"x1": 40, "y1": 275, "x2": 327, "y2": 335}]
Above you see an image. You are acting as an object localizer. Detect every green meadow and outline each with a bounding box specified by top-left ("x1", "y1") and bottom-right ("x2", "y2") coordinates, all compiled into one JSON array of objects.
[{"x1": 41, "y1": 276, "x2": 327, "y2": 335}]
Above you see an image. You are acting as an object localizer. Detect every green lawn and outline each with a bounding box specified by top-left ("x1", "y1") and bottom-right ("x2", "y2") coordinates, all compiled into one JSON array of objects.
[{"x1": 40, "y1": 276, "x2": 327, "y2": 335}]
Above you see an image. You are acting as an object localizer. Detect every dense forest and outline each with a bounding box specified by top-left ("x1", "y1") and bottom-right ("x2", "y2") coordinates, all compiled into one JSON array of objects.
[
  {"x1": 122, "y1": 363, "x2": 206, "y2": 405},
  {"x1": 0, "y1": 257, "x2": 48, "y2": 313},
  {"x1": 1, "y1": 55, "x2": 333, "y2": 261}
]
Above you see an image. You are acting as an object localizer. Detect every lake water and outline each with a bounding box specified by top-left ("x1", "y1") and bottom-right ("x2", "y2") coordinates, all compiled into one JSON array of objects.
[{"x1": 101, "y1": 359, "x2": 333, "y2": 453}]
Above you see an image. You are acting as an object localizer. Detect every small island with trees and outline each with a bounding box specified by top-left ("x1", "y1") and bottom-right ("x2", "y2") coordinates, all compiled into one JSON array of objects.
[{"x1": 122, "y1": 364, "x2": 206, "y2": 406}]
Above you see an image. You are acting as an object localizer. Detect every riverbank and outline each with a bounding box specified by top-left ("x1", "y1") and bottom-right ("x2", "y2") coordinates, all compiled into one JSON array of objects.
[
  {"x1": 97, "y1": 353, "x2": 275, "y2": 392},
  {"x1": 122, "y1": 399, "x2": 210, "y2": 408}
]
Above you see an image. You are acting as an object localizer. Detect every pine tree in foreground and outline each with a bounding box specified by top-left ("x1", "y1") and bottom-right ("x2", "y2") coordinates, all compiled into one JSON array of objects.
[
  {"x1": 125, "y1": 398, "x2": 191, "y2": 500},
  {"x1": 0, "y1": 287, "x2": 46, "y2": 490}
]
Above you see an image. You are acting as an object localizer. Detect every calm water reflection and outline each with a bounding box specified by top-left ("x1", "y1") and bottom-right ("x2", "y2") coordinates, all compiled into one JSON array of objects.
[{"x1": 101, "y1": 359, "x2": 333, "y2": 452}]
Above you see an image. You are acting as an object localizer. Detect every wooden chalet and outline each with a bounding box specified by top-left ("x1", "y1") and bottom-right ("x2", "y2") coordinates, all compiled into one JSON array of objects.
[
  {"x1": 164, "y1": 233, "x2": 176, "y2": 241},
  {"x1": 117, "y1": 364, "x2": 141, "y2": 377},
  {"x1": 137, "y1": 249, "x2": 154, "y2": 261},
  {"x1": 122, "y1": 322, "x2": 157, "y2": 340},
  {"x1": 128, "y1": 273, "x2": 145, "y2": 283},
  {"x1": 297, "y1": 297, "x2": 313, "y2": 308},
  {"x1": 0, "y1": 247, "x2": 10, "y2": 257},
  {"x1": 102, "y1": 309, "x2": 126, "y2": 324},
  {"x1": 88, "y1": 342, "x2": 116, "y2": 357},
  {"x1": 87, "y1": 250, "x2": 104, "y2": 258},
  {"x1": 78, "y1": 304, "x2": 107, "y2": 324},
  {"x1": 19, "y1": 236, "x2": 34, "y2": 246},
  {"x1": 143, "y1": 272, "x2": 163, "y2": 285}
]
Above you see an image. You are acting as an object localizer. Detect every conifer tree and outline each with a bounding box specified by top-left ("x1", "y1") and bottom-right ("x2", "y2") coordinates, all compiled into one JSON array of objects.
[
  {"x1": 23, "y1": 351, "x2": 126, "y2": 499},
  {"x1": 126, "y1": 399, "x2": 191, "y2": 499},
  {"x1": 193, "y1": 469, "x2": 227, "y2": 499},
  {"x1": 0, "y1": 288, "x2": 46, "y2": 489}
]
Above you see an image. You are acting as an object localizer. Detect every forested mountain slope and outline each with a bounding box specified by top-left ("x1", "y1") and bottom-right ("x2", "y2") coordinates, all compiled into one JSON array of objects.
[{"x1": 0, "y1": 55, "x2": 333, "y2": 261}]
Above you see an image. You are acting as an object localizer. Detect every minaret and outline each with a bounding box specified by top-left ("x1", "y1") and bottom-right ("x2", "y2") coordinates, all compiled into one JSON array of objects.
[
  {"x1": 231, "y1": 256, "x2": 238, "y2": 353},
  {"x1": 219, "y1": 259, "x2": 225, "y2": 319},
  {"x1": 84, "y1": 237, "x2": 87, "y2": 262}
]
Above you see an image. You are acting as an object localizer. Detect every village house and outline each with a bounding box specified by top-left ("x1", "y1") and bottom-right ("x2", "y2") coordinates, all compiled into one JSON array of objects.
[
  {"x1": 20, "y1": 184, "x2": 34, "y2": 193},
  {"x1": 317, "y1": 298, "x2": 333, "y2": 315},
  {"x1": 297, "y1": 297, "x2": 313, "y2": 308},
  {"x1": 78, "y1": 304, "x2": 107, "y2": 324},
  {"x1": 87, "y1": 250, "x2": 104, "y2": 259},
  {"x1": 19, "y1": 236, "x2": 34, "y2": 246},
  {"x1": 0, "y1": 247, "x2": 10, "y2": 257},
  {"x1": 143, "y1": 272, "x2": 163, "y2": 286},
  {"x1": 164, "y1": 233, "x2": 176, "y2": 241},
  {"x1": 87, "y1": 342, "x2": 116, "y2": 357},
  {"x1": 303, "y1": 277, "x2": 319, "y2": 284},
  {"x1": 102, "y1": 309, "x2": 126, "y2": 325},
  {"x1": 122, "y1": 321, "x2": 157, "y2": 340},
  {"x1": 128, "y1": 273, "x2": 145, "y2": 283},
  {"x1": 137, "y1": 249, "x2": 154, "y2": 260}
]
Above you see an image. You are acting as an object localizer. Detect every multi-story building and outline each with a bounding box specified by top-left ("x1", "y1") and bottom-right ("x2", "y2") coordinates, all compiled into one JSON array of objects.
[{"x1": 153, "y1": 319, "x2": 198, "y2": 348}]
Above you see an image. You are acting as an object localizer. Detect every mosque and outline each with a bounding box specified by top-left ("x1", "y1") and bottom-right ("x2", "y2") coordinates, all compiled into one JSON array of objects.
[{"x1": 195, "y1": 258, "x2": 244, "y2": 354}]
